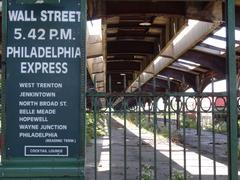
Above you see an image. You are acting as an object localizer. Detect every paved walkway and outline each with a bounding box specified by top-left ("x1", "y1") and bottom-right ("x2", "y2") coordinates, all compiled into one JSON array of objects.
[{"x1": 86, "y1": 116, "x2": 240, "y2": 180}]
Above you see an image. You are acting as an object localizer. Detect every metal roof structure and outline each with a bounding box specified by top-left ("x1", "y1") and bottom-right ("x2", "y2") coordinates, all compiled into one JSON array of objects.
[{"x1": 86, "y1": 1, "x2": 240, "y2": 95}]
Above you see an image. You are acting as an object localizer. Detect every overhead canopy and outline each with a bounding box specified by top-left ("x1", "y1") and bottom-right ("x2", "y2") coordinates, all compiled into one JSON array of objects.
[{"x1": 86, "y1": 0, "x2": 240, "y2": 95}]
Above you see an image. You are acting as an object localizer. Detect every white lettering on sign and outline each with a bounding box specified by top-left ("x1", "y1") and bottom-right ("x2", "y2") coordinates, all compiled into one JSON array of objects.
[
  {"x1": 36, "y1": 83, "x2": 62, "y2": 88},
  {"x1": 40, "y1": 10, "x2": 81, "y2": 22},
  {"x1": 24, "y1": 146, "x2": 68, "y2": 157},
  {"x1": 8, "y1": 10, "x2": 37, "y2": 22},
  {"x1": 19, "y1": 92, "x2": 56, "y2": 97},
  {"x1": 19, "y1": 116, "x2": 48, "y2": 122},
  {"x1": 19, "y1": 83, "x2": 35, "y2": 88},
  {"x1": 19, "y1": 101, "x2": 38, "y2": 106},
  {"x1": 18, "y1": 83, "x2": 63, "y2": 88},
  {"x1": 45, "y1": 139, "x2": 63, "y2": 143},
  {"x1": 13, "y1": 28, "x2": 75, "y2": 41},
  {"x1": 8, "y1": 10, "x2": 81, "y2": 22},
  {"x1": 19, "y1": 124, "x2": 39, "y2": 130},
  {"x1": 49, "y1": 29, "x2": 73, "y2": 40},
  {"x1": 7, "y1": 46, "x2": 81, "y2": 59},
  {"x1": 64, "y1": 139, "x2": 76, "y2": 143},
  {"x1": 30, "y1": 149, "x2": 47, "y2": 153},
  {"x1": 40, "y1": 125, "x2": 67, "y2": 130},
  {"x1": 21, "y1": 62, "x2": 68, "y2": 74},
  {"x1": 36, "y1": 109, "x2": 56, "y2": 115},
  {"x1": 39, "y1": 101, "x2": 59, "y2": 106},
  {"x1": 19, "y1": 133, "x2": 58, "y2": 138},
  {"x1": 48, "y1": 149, "x2": 63, "y2": 153},
  {"x1": 19, "y1": 109, "x2": 35, "y2": 115}
]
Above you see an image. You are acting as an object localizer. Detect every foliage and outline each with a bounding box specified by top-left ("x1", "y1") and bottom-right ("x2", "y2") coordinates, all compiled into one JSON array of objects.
[
  {"x1": 160, "y1": 127, "x2": 169, "y2": 138},
  {"x1": 128, "y1": 113, "x2": 137, "y2": 123},
  {"x1": 214, "y1": 122, "x2": 227, "y2": 133},
  {"x1": 128, "y1": 113, "x2": 155, "y2": 132},
  {"x1": 172, "y1": 171, "x2": 185, "y2": 180},
  {"x1": 204, "y1": 120, "x2": 227, "y2": 134},
  {"x1": 118, "y1": 113, "x2": 182, "y2": 143},
  {"x1": 159, "y1": 128, "x2": 183, "y2": 144},
  {"x1": 142, "y1": 164, "x2": 153, "y2": 180},
  {"x1": 180, "y1": 118, "x2": 197, "y2": 129},
  {"x1": 86, "y1": 113, "x2": 93, "y2": 143},
  {"x1": 171, "y1": 131, "x2": 183, "y2": 144},
  {"x1": 141, "y1": 116, "x2": 154, "y2": 133},
  {"x1": 86, "y1": 113, "x2": 106, "y2": 144}
]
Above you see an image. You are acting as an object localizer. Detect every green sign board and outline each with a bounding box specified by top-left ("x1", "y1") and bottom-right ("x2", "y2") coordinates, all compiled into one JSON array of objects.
[{"x1": 5, "y1": 0, "x2": 86, "y2": 159}]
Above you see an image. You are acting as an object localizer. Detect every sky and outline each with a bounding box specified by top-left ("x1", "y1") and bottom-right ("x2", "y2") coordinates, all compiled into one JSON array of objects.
[
  {"x1": 186, "y1": 80, "x2": 227, "y2": 93},
  {"x1": 203, "y1": 80, "x2": 226, "y2": 92}
]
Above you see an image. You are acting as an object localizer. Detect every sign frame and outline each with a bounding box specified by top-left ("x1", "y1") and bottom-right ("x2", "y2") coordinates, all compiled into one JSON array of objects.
[{"x1": 1, "y1": 0, "x2": 86, "y2": 178}]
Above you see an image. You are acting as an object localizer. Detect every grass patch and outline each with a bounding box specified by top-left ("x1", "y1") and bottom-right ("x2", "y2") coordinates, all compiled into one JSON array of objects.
[
  {"x1": 117, "y1": 114, "x2": 183, "y2": 143},
  {"x1": 86, "y1": 113, "x2": 106, "y2": 144},
  {"x1": 159, "y1": 127, "x2": 183, "y2": 144},
  {"x1": 142, "y1": 164, "x2": 153, "y2": 180},
  {"x1": 172, "y1": 170, "x2": 191, "y2": 180},
  {"x1": 160, "y1": 127, "x2": 169, "y2": 138},
  {"x1": 215, "y1": 122, "x2": 227, "y2": 133},
  {"x1": 180, "y1": 118, "x2": 197, "y2": 129},
  {"x1": 172, "y1": 171, "x2": 185, "y2": 180}
]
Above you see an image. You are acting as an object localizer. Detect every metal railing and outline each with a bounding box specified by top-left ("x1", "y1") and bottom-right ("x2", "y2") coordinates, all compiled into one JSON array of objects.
[{"x1": 86, "y1": 90, "x2": 239, "y2": 180}]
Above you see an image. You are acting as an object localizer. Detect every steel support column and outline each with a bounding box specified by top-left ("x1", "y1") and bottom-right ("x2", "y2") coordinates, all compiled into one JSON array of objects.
[{"x1": 226, "y1": 0, "x2": 238, "y2": 179}]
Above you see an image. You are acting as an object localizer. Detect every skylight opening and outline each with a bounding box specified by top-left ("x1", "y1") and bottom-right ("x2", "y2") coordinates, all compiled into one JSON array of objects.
[
  {"x1": 157, "y1": 75, "x2": 173, "y2": 80},
  {"x1": 178, "y1": 59, "x2": 200, "y2": 66},
  {"x1": 194, "y1": 46, "x2": 222, "y2": 55},
  {"x1": 214, "y1": 27, "x2": 240, "y2": 41},
  {"x1": 203, "y1": 37, "x2": 226, "y2": 49},
  {"x1": 177, "y1": 63, "x2": 197, "y2": 70},
  {"x1": 220, "y1": 51, "x2": 225, "y2": 55},
  {"x1": 203, "y1": 37, "x2": 239, "y2": 49},
  {"x1": 175, "y1": 59, "x2": 200, "y2": 70},
  {"x1": 87, "y1": 19, "x2": 102, "y2": 37}
]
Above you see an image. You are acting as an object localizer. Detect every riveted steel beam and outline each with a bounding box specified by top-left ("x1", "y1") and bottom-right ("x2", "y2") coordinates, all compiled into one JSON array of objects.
[{"x1": 126, "y1": 20, "x2": 220, "y2": 93}]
